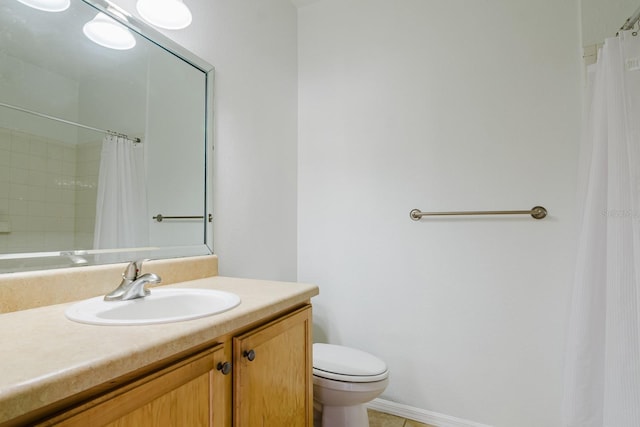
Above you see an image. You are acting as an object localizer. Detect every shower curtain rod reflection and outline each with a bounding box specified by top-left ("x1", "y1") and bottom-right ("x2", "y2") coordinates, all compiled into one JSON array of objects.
[
  {"x1": 0, "y1": 101, "x2": 142, "y2": 143},
  {"x1": 620, "y1": 4, "x2": 640, "y2": 31}
]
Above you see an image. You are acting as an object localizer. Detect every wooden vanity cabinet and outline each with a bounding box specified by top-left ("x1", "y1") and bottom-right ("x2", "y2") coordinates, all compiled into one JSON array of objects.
[
  {"x1": 34, "y1": 304, "x2": 312, "y2": 427},
  {"x1": 233, "y1": 305, "x2": 313, "y2": 427},
  {"x1": 36, "y1": 345, "x2": 228, "y2": 427}
]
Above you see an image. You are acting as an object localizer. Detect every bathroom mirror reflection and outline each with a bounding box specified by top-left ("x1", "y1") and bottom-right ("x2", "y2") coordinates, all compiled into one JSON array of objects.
[{"x1": 0, "y1": 0, "x2": 213, "y2": 272}]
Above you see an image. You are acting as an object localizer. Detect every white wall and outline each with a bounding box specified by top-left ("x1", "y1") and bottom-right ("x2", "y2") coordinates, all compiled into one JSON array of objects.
[
  {"x1": 111, "y1": 0, "x2": 299, "y2": 281},
  {"x1": 298, "y1": 1, "x2": 582, "y2": 426},
  {"x1": 582, "y1": 0, "x2": 638, "y2": 46}
]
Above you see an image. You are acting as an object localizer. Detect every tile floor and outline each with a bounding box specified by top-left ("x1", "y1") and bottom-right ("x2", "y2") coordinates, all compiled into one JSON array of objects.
[{"x1": 368, "y1": 409, "x2": 435, "y2": 427}]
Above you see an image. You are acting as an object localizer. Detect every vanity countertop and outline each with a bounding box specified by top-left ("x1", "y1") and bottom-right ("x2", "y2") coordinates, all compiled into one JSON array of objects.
[{"x1": 0, "y1": 276, "x2": 318, "y2": 426}]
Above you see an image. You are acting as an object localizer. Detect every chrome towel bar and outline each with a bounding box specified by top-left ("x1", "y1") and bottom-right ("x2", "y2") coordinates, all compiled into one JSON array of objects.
[
  {"x1": 153, "y1": 214, "x2": 213, "y2": 222},
  {"x1": 410, "y1": 206, "x2": 547, "y2": 221}
]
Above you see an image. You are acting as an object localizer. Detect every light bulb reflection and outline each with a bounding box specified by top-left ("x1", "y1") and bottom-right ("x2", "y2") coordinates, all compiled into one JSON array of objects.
[{"x1": 83, "y1": 12, "x2": 136, "y2": 50}]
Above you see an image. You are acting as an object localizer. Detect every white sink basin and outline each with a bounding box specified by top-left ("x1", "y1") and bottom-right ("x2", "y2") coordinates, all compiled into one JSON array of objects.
[{"x1": 65, "y1": 288, "x2": 241, "y2": 326}]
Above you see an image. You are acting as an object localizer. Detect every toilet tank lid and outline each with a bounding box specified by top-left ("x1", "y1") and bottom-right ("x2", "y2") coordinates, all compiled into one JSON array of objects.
[{"x1": 313, "y1": 343, "x2": 387, "y2": 377}]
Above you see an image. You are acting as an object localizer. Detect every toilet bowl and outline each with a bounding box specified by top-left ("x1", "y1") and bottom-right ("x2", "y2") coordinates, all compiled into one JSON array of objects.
[{"x1": 313, "y1": 343, "x2": 389, "y2": 427}]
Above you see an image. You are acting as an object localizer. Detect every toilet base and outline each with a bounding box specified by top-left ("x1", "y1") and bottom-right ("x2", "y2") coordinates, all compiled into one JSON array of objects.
[
  {"x1": 313, "y1": 375, "x2": 388, "y2": 427},
  {"x1": 319, "y1": 403, "x2": 369, "y2": 427}
]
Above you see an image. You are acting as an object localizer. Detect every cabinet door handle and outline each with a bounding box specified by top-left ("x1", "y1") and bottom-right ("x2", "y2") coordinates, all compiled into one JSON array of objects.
[
  {"x1": 243, "y1": 349, "x2": 256, "y2": 361},
  {"x1": 216, "y1": 362, "x2": 232, "y2": 375}
]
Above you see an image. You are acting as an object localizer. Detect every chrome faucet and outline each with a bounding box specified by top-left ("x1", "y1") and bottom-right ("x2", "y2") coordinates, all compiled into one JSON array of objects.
[{"x1": 104, "y1": 260, "x2": 162, "y2": 301}]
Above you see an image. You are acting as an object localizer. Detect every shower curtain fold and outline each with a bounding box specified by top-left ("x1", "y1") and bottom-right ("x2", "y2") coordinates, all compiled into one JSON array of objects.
[
  {"x1": 93, "y1": 134, "x2": 148, "y2": 249},
  {"x1": 563, "y1": 31, "x2": 640, "y2": 427}
]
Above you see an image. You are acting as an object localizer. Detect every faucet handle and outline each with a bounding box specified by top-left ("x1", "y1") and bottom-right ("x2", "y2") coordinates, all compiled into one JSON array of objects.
[
  {"x1": 122, "y1": 259, "x2": 149, "y2": 280},
  {"x1": 120, "y1": 273, "x2": 162, "y2": 301},
  {"x1": 106, "y1": 260, "x2": 154, "y2": 302}
]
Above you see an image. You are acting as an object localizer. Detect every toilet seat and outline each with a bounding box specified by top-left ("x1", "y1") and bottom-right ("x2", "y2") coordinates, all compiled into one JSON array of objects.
[{"x1": 313, "y1": 343, "x2": 388, "y2": 383}]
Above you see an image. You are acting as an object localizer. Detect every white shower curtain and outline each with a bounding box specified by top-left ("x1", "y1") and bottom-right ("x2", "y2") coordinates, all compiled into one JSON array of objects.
[
  {"x1": 93, "y1": 134, "x2": 149, "y2": 249},
  {"x1": 563, "y1": 31, "x2": 640, "y2": 427}
]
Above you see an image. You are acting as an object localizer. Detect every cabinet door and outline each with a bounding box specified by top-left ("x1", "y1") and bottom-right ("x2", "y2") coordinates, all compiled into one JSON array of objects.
[
  {"x1": 233, "y1": 305, "x2": 312, "y2": 427},
  {"x1": 37, "y1": 345, "x2": 229, "y2": 427}
]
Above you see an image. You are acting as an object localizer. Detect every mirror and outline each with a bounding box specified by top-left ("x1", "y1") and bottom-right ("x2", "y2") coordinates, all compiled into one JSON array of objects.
[{"x1": 0, "y1": 0, "x2": 214, "y2": 272}]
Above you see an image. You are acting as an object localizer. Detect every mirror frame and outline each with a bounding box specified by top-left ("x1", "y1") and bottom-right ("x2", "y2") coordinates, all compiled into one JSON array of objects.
[{"x1": 0, "y1": 0, "x2": 214, "y2": 273}]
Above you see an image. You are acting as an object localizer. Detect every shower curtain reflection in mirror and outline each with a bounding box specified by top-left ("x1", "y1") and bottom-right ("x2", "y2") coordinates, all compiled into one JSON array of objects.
[
  {"x1": 93, "y1": 134, "x2": 148, "y2": 249},
  {"x1": 563, "y1": 30, "x2": 640, "y2": 427}
]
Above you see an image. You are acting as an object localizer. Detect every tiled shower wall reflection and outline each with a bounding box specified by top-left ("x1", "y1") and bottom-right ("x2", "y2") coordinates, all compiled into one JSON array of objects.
[
  {"x1": 0, "y1": 127, "x2": 100, "y2": 253},
  {"x1": 74, "y1": 142, "x2": 101, "y2": 249}
]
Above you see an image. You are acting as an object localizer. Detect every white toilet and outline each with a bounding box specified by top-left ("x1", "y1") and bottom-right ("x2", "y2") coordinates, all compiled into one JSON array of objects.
[{"x1": 313, "y1": 343, "x2": 389, "y2": 427}]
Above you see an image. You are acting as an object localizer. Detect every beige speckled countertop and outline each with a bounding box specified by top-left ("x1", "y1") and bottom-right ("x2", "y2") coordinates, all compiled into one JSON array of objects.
[{"x1": 0, "y1": 275, "x2": 318, "y2": 426}]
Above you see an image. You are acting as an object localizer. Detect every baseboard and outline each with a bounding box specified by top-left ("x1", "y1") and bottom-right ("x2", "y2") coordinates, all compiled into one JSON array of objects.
[{"x1": 366, "y1": 398, "x2": 494, "y2": 427}]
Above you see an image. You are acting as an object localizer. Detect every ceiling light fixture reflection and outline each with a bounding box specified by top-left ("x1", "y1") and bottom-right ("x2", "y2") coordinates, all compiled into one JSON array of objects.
[
  {"x1": 83, "y1": 12, "x2": 136, "y2": 50},
  {"x1": 136, "y1": 0, "x2": 192, "y2": 30},
  {"x1": 15, "y1": 0, "x2": 70, "y2": 12}
]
